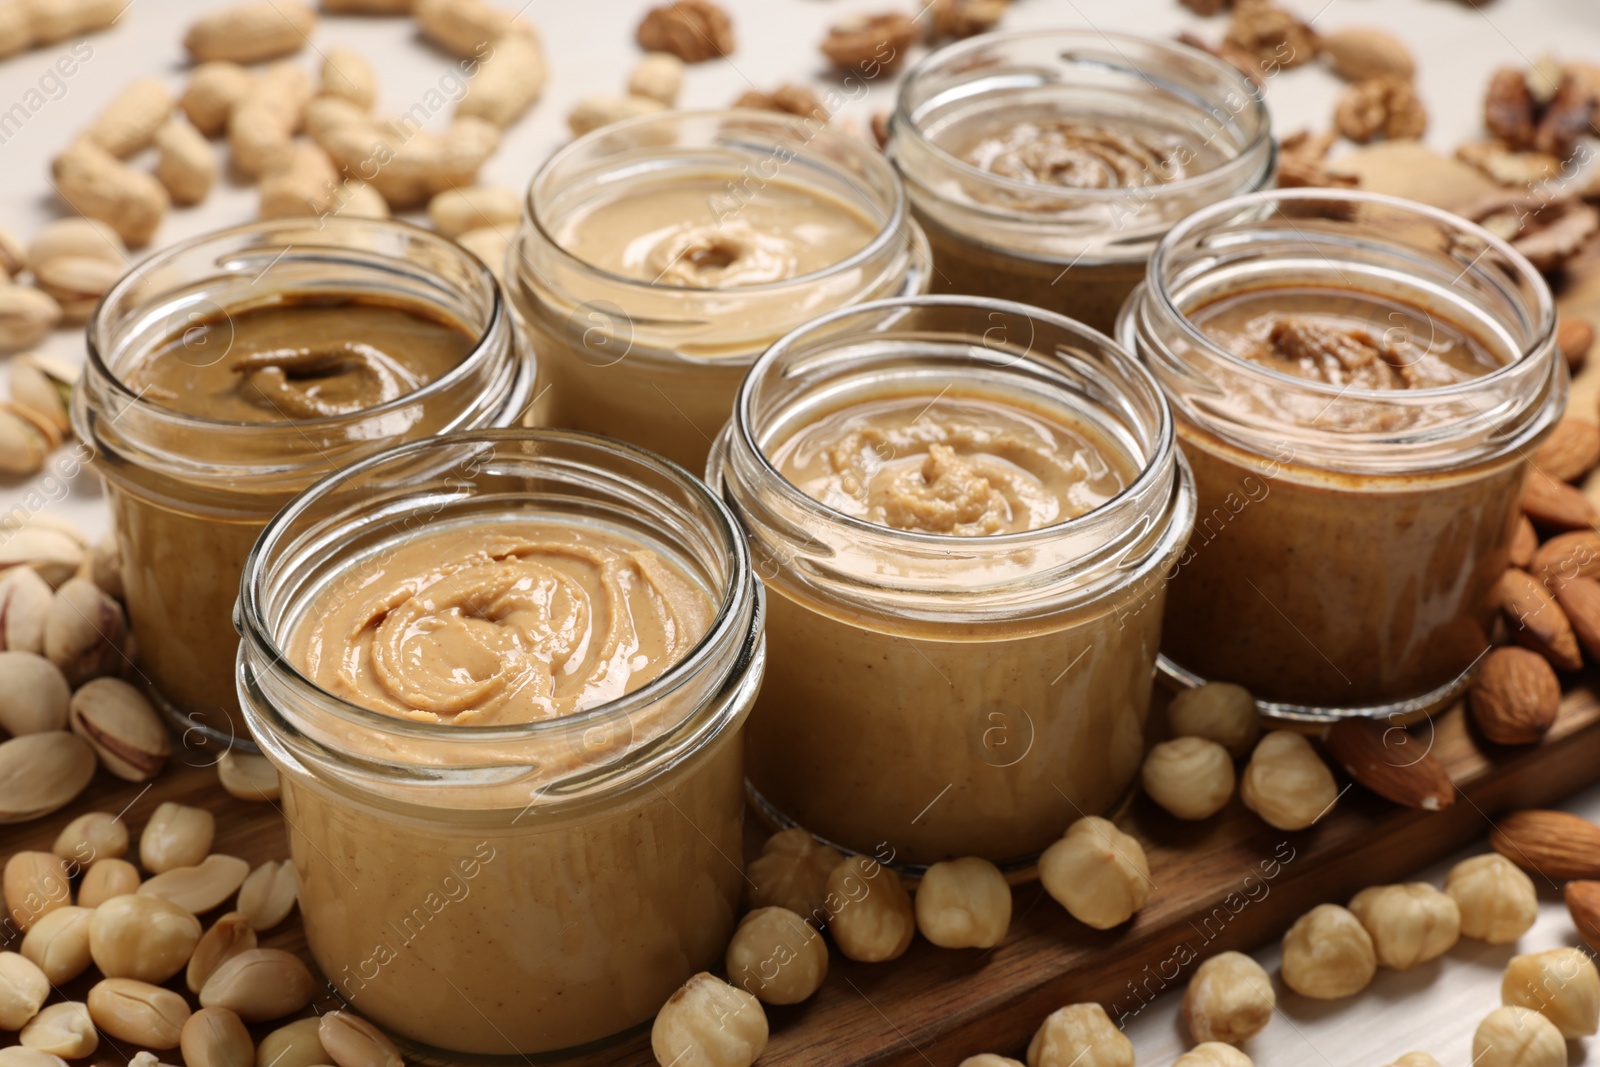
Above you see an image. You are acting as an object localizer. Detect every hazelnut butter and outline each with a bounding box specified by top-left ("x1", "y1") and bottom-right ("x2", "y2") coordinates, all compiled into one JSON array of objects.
[
  {"x1": 77, "y1": 220, "x2": 532, "y2": 747},
  {"x1": 1120, "y1": 190, "x2": 1565, "y2": 719},
  {"x1": 710, "y1": 297, "x2": 1194, "y2": 867},
  {"x1": 512, "y1": 110, "x2": 930, "y2": 472},
  {"x1": 238, "y1": 431, "x2": 763, "y2": 1057},
  {"x1": 890, "y1": 31, "x2": 1273, "y2": 335}
]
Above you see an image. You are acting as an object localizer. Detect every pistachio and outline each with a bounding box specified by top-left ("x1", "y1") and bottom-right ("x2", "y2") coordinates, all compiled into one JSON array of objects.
[
  {"x1": 256, "y1": 1017, "x2": 325, "y2": 1067},
  {"x1": 89, "y1": 893, "x2": 203, "y2": 983},
  {"x1": 88, "y1": 535, "x2": 123, "y2": 600},
  {"x1": 182, "y1": 1007, "x2": 254, "y2": 1067},
  {"x1": 0, "y1": 523, "x2": 83, "y2": 589},
  {"x1": 31, "y1": 255, "x2": 122, "y2": 322},
  {"x1": 0, "y1": 651, "x2": 69, "y2": 735},
  {"x1": 318, "y1": 1010, "x2": 402, "y2": 1067},
  {"x1": 0, "y1": 287, "x2": 62, "y2": 354},
  {"x1": 187, "y1": 912, "x2": 257, "y2": 994},
  {"x1": 26, "y1": 218, "x2": 126, "y2": 267},
  {"x1": 20, "y1": 905, "x2": 92, "y2": 983},
  {"x1": 69, "y1": 677, "x2": 169, "y2": 781},
  {"x1": 0, "y1": 407, "x2": 49, "y2": 475},
  {"x1": 199, "y1": 948, "x2": 316, "y2": 1022},
  {"x1": 0, "y1": 951, "x2": 49, "y2": 1030},
  {"x1": 78, "y1": 857, "x2": 140, "y2": 906},
  {"x1": 217, "y1": 750, "x2": 279, "y2": 802},
  {"x1": 8, "y1": 355, "x2": 74, "y2": 437},
  {"x1": 18, "y1": 1001, "x2": 96, "y2": 1059},
  {"x1": 139, "y1": 853, "x2": 250, "y2": 915},
  {"x1": 0, "y1": 227, "x2": 25, "y2": 276},
  {"x1": 237, "y1": 860, "x2": 296, "y2": 931},
  {"x1": 140, "y1": 801, "x2": 215, "y2": 873},
  {"x1": 0, "y1": 732, "x2": 95, "y2": 823},
  {"x1": 52, "y1": 810, "x2": 128, "y2": 864},
  {"x1": 3, "y1": 852, "x2": 71, "y2": 934},
  {"x1": 0, "y1": 567, "x2": 52, "y2": 653},
  {"x1": 43, "y1": 577, "x2": 128, "y2": 686},
  {"x1": 87, "y1": 977, "x2": 191, "y2": 1049}
]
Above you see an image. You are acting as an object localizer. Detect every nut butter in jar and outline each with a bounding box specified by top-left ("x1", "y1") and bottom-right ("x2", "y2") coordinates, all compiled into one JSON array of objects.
[
  {"x1": 510, "y1": 109, "x2": 931, "y2": 472},
  {"x1": 75, "y1": 219, "x2": 533, "y2": 749},
  {"x1": 1119, "y1": 189, "x2": 1565, "y2": 721},
  {"x1": 889, "y1": 31, "x2": 1275, "y2": 335},
  {"x1": 709, "y1": 296, "x2": 1194, "y2": 868},
  {"x1": 237, "y1": 430, "x2": 763, "y2": 1057}
]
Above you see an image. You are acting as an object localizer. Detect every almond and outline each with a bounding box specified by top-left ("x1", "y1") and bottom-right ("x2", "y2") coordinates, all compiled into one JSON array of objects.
[
  {"x1": 1490, "y1": 809, "x2": 1600, "y2": 879},
  {"x1": 1552, "y1": 573, "x2": 1600, "y2": 661},
  {"x1": 1318, "y1": 27, "x2": 1415, "y2": 82},
  {"x1": 1321, "y1": 717, "x2": 1455, "y2": 811},
  {"x1": 1567, "y1": 880, "x2": 1600, "y2": 953},
  {"x1": 1469, "y1": 647, "x2": 1560, "y2": 745},
  {"x1": 1496, "y1": 568, "x2": 1582, "y2": 670},
  {"x1": 1523, "y1": 471, "x2": 1600, "y2": 531},
  {"x1": 1559, "y1": 315, "x2": 1595, "y2": 372},
  {"x1": 1532, "y1": 529, "x2": 1600, "y2": 581},
  {"x1": 1534, "y1": 417, "x2": 1600, "y2": 482},
  {"x1": 1510, "y1": 514, "x2": 1538, "y2": 569}
]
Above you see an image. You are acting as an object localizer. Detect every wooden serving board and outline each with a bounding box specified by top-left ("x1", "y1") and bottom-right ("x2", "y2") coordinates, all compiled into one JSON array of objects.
[{"x1": 3, "y1": 686, "x2": 1599, "y2": 1067}]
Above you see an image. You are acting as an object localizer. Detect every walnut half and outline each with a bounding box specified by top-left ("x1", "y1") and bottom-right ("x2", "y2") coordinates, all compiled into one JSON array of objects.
[{"x1": 636, "y1": 0, "x2": 734, "y2": 64}]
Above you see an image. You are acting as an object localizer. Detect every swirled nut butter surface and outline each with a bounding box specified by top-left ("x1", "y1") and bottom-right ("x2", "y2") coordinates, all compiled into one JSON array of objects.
[
  {"x1": 771, "y1": 392, "x2": 1128, "y2": 535},
  {"x1": 961, "y1": 118, "x2": 1199, "y2": 189},
  {"x1": 557, "y1": 172, "x2": 878, "y2": 288},
  {"x1": 291, "y1": 520, "x2": 714, "y2": 724},
  {"x1": 127, "y1": 294, "x2": 476, "y2": 421}
]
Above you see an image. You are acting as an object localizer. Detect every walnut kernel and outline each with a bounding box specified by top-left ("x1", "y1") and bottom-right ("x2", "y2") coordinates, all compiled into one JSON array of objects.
[
  {"x1": 1223, "y1": 1, "x2": 1317, "y2": 71},
  {"x1": 636, "y1": 0, "x2": 733, "y2": 64},
  {"x1": 1336, "y1": 76, "x2": 1427, "y2": 143},
  {"x1": 820, "y1": 13, "x2": 917, "y2": 74}
]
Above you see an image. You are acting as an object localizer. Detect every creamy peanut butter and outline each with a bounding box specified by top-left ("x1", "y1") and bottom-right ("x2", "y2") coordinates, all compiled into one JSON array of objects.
[
  {"x1": 771, "y1": 393, "x2": 1125, "y2": 535},
  {"x1": 291, "y1": 521, "x2": 713, "y2": 725}
]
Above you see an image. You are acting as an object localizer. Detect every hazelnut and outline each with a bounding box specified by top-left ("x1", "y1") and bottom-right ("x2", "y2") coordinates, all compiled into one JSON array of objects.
[
  {"x1": 1280, "y1": 904, "x2": 1376, "y2": 999},
  {"x1": 1239, "y1": 731, "x2": 1338, "y2": 831},
  {"x1": 1384, "y1": 1056, "x2": 1440, "y2": 1067},
  {"x1": 1141, "y1": 737, "x2": 1235, "y2": 820},
  {"x1": 960, "y1": 1057, "x2": 1023, "y2": 1067},
  {"x1": 1167, "y1": 682, "x2": 1260, "y2": 757},
  {"x1": 724, "y1": 907, "x2": 827, "y2": 1006},
  {"x1": 1181, "y1": 951, "x2": 1274, "y2": 1044},
  {"x1": 825, "y1": 855, "x2": 914, "y2": 963},
  {"x1": 650, "y1": 972, "x2": 767, "y2": 1067},
  {"x1": 1025, "y1": 1003, "x2": 1132, "y2": 1067},
  {"x1": 914, "y1": 857, "x2": 1011, "y2": 949},
  {"x1": 1348, "y1": 883, "x2": 1460, "y2": 970},
  {"x1": 1501, "y1": 946, "x2": 1600, "y2": 1038},
  {"x1": 1445, "y1": 853, "x2": 1538, "y2": 944},
  {"x1": 746, "y1": 828, "x2": 841, "y2": 923},
  {"x1": 1174, "y1": 1044, "x2": 1253, "y2": 1067},
  {"x1": 1472, "y1": 1005, "x2": 1566, "y2": 1067},
  {"x1": 1039, "y1": 817, "x2": 1149, "y2": 930}
]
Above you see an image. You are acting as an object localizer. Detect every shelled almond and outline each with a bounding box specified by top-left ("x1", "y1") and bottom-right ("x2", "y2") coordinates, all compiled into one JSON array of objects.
[{"x1": 1490, "y1": 809, "x2": 1600, "y2": 879}]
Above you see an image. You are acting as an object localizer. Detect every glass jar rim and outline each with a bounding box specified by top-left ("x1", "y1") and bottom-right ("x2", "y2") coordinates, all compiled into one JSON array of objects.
[
  {"x1": 84, "y1": 216, "x2": 508, "y2": 432},
  {"x1": 730, "y1": 293, "x2": 1176, "y2": 548},
  {"x1": 524, "y1": 107, "x2": 910, "y2": 296},
  {"x1": 237, "y1": 428, "x2": 757, "y2": 746},
  {"x1": 1145, "y1": 187, "x2": 1557, "y2": 402},
  {"x1": 892, "y1": 29, "x2": 1273, "y2": 209}
]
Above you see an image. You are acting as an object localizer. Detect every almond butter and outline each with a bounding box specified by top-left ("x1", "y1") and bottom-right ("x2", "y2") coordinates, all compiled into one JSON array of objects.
[
  {"x1": 1523, "y1": 471, "x2": 1599, "y2": 530},
  {"x1": 1490, "y1": 809, "x2": 1600, "y2": 879},
  {"x1": 1567, "y1": 880, "x2": 1600, "y2": 953},
  {"x1": 1560, "y1": 315, "x2": 1595, "y2": 371},
  {"x1": 1496, "y1": 568, "x2": 1582, "y2": 670},
  {"x1": 1320, "y1": 716, "x2": 1454, "y2": 810},
  {"x1": 1552, "y1": 573, "x2": 1600, "y2": 661},
  {"x1": 1469, "y1": 647, "x2": 1560, "y2": 745},
  {"x1": 1510, "y1": 515, "x2": 1538, "y2": 569},
  {"x1": 1532, "y1": 529, "x2": 1600, "y2": 582},
  {"x1": 1535, "y1": 417, "x2": 1600, "y2": 482}
]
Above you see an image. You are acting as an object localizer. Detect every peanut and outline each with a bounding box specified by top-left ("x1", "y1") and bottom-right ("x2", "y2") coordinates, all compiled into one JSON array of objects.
[
  {"x1": 26, "y1": 0, "x2": 122, "y2": 45},
  {"x1": 319, "y1": 1010, "x2": 402, "y2": 1067},
  {"x1": 53, "y1": 811, "x2": 128, "y2": 864},
  {"x1": 186, "y1": 912, "x2": 256, "y2": 994},
  {"x1": 3, "y1": 852, "x2": 70, "y2": 933},
  {"x1": 154, "y1": 119, "x2": 218, "y2": 206},
  {"x1": 227, "y1": 61, "x2": 313, "y2": 178},
  {"x1": 256, "y1": 1018, "x2": 326, "y2": 1067},
  {"x1": 87, "y1": 978, "x2": 190, "y2": 1049},
  {"x1": 320, "y1": 0, "x2": 412, "y2": 10},
  {"x1": 428, "y1": 185, "x2": 520, "y2": 237},
  {"x1": 199, "y1": 948, "x2": 316, "y2": 1022},
  {"x1": 259, "y1": 143, "x2": 339, "y2": 219},
  {"x1": 455, "y1": 226, "x2": 509, "y2": 280},
  {"x1": 138, "y1": 853, "x2": 251, "y2": 915},
  {"x1": 237, "y1": 860, "x2": 297, "y2": 931},
  {"x1": 83, "y1": 78, "x2": 173, "y2": 159},
  {"x1": 328, "y1": 179, "x2": 389, "y2": 220},
  {"x1": 0, "y1": 951, "x2": 49, "y2": 1030},
  {"x1": 321, "y1": 48, "x2": 376, "y2": 110},
  {"x1": 181, "y1": 1008, "x2": 254, "y2": 1067},
  {"x1": 628, "y1": 52, "x2": 684, "y2": 105},
  {"x1": 51, "y1": 140, "x2": 168, "y2": 247},
  {"x1": 17, "y1": 1001, "x2": 96, "y2": 1059},
  {"x1": 77, "y1": 858, "x2": 139, "y2": 907},
  {"x1": 415, "y1": 0, "x2": 514, "y2": 57},
  {"x1": 319, "y1": 114, "x2": 500, "y2": 208},
  {"x1": 184, "y1": 1, "x2": 316, "y2": 64},
  {"x1": 457, "y1": 30, "x2": 545, "y2": 127},
  {"x1": 181, "y1": 62, "x2": 255, "y2": 138},
  {"x1": 567, "y1": 94, "x2": 666, "y2": 136},
  {"x1": 140, "y1": 801, "x2": 215, "y2": 873},
  {"x1": 88, "y1": 894, "x2": 202, "y2": 984},
  {"x1": 0, "y1": 0, "x2": 33, "y2": 59},
  {"x1": 0, "y1": 287, "x2": 60, "y2": 352},
  {"x1": 19, "y1": 906, "x2": 92, "y2": 984},
  {"x1": 217, "y1": 751, "x2": 282, "y2": 802}
]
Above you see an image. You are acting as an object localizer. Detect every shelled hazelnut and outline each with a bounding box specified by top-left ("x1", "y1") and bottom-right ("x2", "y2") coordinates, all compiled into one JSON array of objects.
[
  {"x1": 746, "y1": 829, "x2": 842, "y2": 921},
  {"x1": 1038, "y1": 817, "x2": 1150, "y2": 930},
  {"x1": 651, "y1": 972, "x2": 767, "y2": 1067},
  {"x1": 914, "y1": 857, "x2": 1011, "y2": 949},
  {"x1": 724, "y1": 908, "x2": 827, "y2": 1005},
  {"x1": 1182, "y1": 951, "x2": 1275, "y2": 1044},
  {"x1": 1026, "y1": 1003, "x2": 1132, "y2": 1067},
  {"x1": 1347, "y1": 883, "x2": 1460, "y2": 970},
  {"x1": 1445, "y1": 854, "x2": 1538, "y2": 943},
  {"x1": 1166, "y1": 682, "x2": 1260, "y2": 757},
  {"x1": 1501, "y1": 946, "x2": 1600, "y2": 1037},
  {"x1": 1174, "y1": 1044, "x2": 1253, "y2": 1067},
  {"x1": 1141, "y1": 737, "x2": 1235, "y2": 820},
  {"x1": 825, "y1": 856, "x2": 915, "y2": 963},
  {"x1": 1239, "y1": 731, "x2": 1339, "y2": 831},
  {"x1": 1472, "y1": 1005, "x2": 1566, "y2": 1067},
  {"x1": 1280, "y1": 904, "x2": 1376, "y2": 999}
]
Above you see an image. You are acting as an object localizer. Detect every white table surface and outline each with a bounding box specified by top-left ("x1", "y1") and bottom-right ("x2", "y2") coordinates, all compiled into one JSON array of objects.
[{"x1": 1, "y1": 0, "x2": 1598, "y2": 1063}]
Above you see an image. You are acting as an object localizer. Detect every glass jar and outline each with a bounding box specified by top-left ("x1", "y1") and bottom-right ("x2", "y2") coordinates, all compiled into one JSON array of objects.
[
  {"x1": 237, "y1": 429, "x2": 764, "y2": 1058},
  {"x1": 510, "y1": 109, "x2": 931, "y2": 473},
  {"x1": 1118, "y1": 189, "x2": 1564, "y2": 722},
  {"x1": 74, "y1": 218, "x2": 533, "y2": 750},
  {"x1": 889, "y1": 30, "x2": 1275, "y2": 335},
  {"x1": 707, "y1": 296, "x2": 1194, "y2": 870}
]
